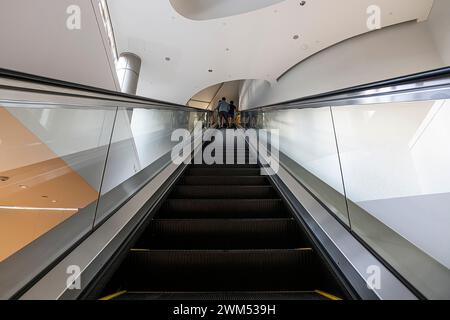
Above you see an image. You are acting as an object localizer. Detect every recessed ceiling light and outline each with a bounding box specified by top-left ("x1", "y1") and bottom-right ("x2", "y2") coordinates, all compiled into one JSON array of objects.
[
  {"x1": 42, "y1": 195, "x2": 48, "y2": 198},
  {"x1": 51, "y1": 200, "x2": 57, "y2": 203},
  {"x1": 208, "y1": 69, "x2": 213, "y2": 73},
  {"x1": 300, "y1": 1, "x2": 306, "y2": 6},
  {"x1": 0, "y1": 176, "x2": 9, "y2": 182},
  {"x1": 225, "y1": 48, "x2": 230, "y2": 52},
  {"x1": 293, "y1": 35, "x2": 300, "y2": 40},
  {"x1": 19, "y1": 185, "x2": 28, "y2": 189},
  {"x1": 165, "y1": 57, "x2": 171, "y2": 61}
]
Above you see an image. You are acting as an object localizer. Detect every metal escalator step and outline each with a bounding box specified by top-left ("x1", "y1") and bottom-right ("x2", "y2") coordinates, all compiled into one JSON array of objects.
[
  {"x1": 96, "y1": 144, "x2": 348, "y2": 300},
  {"x1": 171, "y1": 186, "x2": 277, "y2": 199},
  {"x1": 181, "y1": 176, "x2": 268, "y2": 186},
  {"x1": 192, "y1": 164, "x2": 259, "y2": 168},
  {"x1": 119, "y1": 249, "x2": 321, "y2": 291},
  {"x1": 188, "y1": 168, "x2": 261, "y2": 176},
  {"x1": 112, "y1": 291, "x2": 331, "y2": 301},
  {"x1": 217, "y1": 149, "x2": 250, "y2": 151},
  {"x1": 214, "y1": 151, "x2": 250, "y2": 155},
  {"x1": 211, "y1": 152, "x2": 252, "y2": 157},
  {"x1": 158, "y1": 199, "x2": 288, "y2": 219},
  {"x1": 136, "y1": 218, "x2": 309, "y2": 249}
]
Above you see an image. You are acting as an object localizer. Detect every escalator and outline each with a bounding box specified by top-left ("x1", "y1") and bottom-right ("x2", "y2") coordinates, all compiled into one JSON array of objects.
[
  {"x1": 1, "y1": 69, "x2": 446, "y2": 301},
  {"x1": 97, "y1": 138, "x2": 346, "y2": 300}
]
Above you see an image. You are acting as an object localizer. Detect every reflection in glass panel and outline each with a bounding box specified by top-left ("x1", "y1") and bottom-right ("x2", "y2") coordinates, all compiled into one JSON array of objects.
[
  {"x1": 95, "y1": 107, "x2": 206, "y2": 225},
  {"x1": 332, "y1": 100, "x2": 450, "y2": 299},
  {"x1": 0, "y1": 104, "x2": 115, "y2": 262},
  {"x1": 258, "y1": 107, "x2": 349, "y2": 225}
]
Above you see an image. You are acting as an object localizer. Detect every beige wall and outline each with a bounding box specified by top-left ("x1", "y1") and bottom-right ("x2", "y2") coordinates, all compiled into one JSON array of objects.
[{"x1": 0, "y1": 107, "x2": 99, "y2": 262}]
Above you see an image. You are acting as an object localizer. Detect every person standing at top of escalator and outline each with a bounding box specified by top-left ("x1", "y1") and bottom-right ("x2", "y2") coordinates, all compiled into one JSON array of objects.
[
  {"x1": 217, "y1": 97, "x2": 229, "y2": 129},
  {"x1": 228, "y1": 101, "x2": 237, "y2": 129}
]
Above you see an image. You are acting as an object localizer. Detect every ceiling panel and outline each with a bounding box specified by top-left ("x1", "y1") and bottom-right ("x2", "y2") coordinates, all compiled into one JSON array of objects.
[
  {"x1": 170, "y1": 0, "x2": 286, "y2": 20},
  {"x1": 108, "y1": 0, "x2": 434, "y2": 104}
]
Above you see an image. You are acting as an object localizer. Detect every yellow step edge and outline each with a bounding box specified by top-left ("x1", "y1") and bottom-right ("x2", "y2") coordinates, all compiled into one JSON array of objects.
[
  {"x1": 314, "y1": 290, "x2": 343, "y2": 301},
  {"x1": 99, "y1": 290, "x2": 128, "y2": 301}
]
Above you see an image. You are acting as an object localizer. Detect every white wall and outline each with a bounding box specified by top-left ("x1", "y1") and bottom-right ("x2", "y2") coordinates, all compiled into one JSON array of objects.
[
  {"x1": 427, "y1": 0, "x2": 450, "y2": 66},
  {"x1": 0, "y1": 0, "x2": 119, "y2": 90},
  {"x1": 239, "y1": 80, "x2": 271, "y2": 110},
  {"x1": 332, "y1": 99, "x2": 450, "y2": 270},
  {"x1": 240, "y1": 0, "x2": 450, "y2": 109},
  {"x1": 333, "y1": 101, "x2": 450, "y2": 202}
]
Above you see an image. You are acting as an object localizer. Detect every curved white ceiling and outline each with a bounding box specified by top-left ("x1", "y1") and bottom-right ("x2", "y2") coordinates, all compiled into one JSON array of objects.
[
  {"x1": 187, "y1": 80, "x2": 245, "y2": 109},
  {"x1": 107, "y1": 0, "x2": 433, "y2": 106},
  {"x1": 169, "y1": 0, "x2": 286, "y2": 20}
]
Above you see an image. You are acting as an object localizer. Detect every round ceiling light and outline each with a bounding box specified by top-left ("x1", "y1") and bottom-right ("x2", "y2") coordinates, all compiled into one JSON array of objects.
[
  {"x1": 293, "y1": 35, "x2": 300, "y2": 40},
  {"x1": 0, "y1": 176, "x2": 9, "y2": 182}
]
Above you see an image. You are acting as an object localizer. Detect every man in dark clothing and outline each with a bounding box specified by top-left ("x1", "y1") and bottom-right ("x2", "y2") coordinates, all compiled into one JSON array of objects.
[
  {"x1": 217, "y1": 97, "x2": 229, "y2": 128},
  {"x1": 228, "y1": 101, "x2": 237, "y2": 128}
]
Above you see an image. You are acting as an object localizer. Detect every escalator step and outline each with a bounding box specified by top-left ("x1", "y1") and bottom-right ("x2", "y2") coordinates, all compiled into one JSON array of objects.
[
  {"x1": 192, "y1": 164, "x2": 259, "y2": 169},
  {"x1": 209, "y1": 149, "x2": 251, "y2": 154},
  {"x1": 97, "y1": 141, "x2": 347, "y2": 300},
  {"x1": 188, "y1": 168, "x2": 261, "y2": 176},
  {"x1": 180, "y1": 176, "x2": 268, "y2": 186},
  {"x1": 119, "y1": 249, "x2": 321, "y2": 291},
  {"x1": 158, "y1": 199, "x2": 288, "y2": 219},
  {"x1": 171, "y1": 186, "x2": 277, "y2": 199},
  {"x1": 136, "y1": 218, "x2": 309, "y2": 249},
  {"x1": 214, "y1": 148, "x2": 250, "y2": 152},
  {"x1": 214, "y1": 151, "x2": 250, "y2": 155}
]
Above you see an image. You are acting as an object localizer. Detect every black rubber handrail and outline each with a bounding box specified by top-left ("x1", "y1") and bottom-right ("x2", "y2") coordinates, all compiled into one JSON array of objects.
[
  {"x1": 0, "y1": 68, "x2": 207, "y2": 111},
  {"x1": 252, "y1": 66, "x2": 450, "y2": 110}
]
